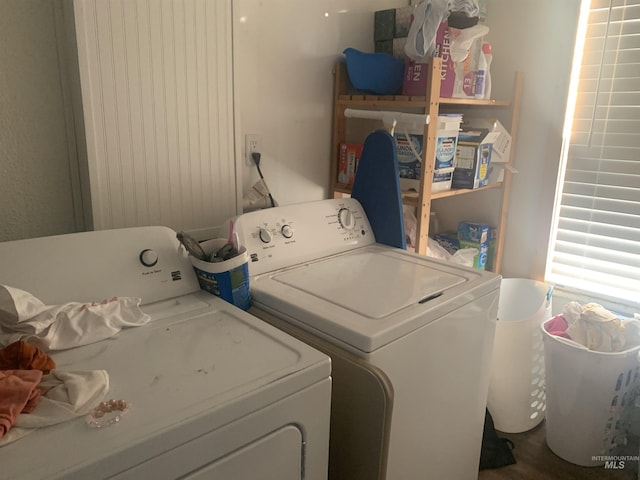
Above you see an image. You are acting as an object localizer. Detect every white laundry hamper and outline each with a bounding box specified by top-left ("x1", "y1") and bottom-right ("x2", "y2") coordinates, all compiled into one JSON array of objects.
[
  {"x1": 486, "y1": 278, "x2": 552, "y2": 433},
  {"x1": 542, "y1": 319, "x2": 640, "y2": 467}
]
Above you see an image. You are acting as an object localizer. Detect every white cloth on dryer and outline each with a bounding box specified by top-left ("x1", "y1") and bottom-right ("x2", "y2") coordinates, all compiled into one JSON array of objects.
[
  {"x1": 0, "y1": 285, "x2": 150, "y2": 351},
  {"x1": 0, "y1": 369, "x2": 109, "y2": 446}
]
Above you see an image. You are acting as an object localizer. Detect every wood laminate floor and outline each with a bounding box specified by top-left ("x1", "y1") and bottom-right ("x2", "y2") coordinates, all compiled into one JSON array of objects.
[{"x1": 478, "y1": 421, "x2": 639, "y2": 480}]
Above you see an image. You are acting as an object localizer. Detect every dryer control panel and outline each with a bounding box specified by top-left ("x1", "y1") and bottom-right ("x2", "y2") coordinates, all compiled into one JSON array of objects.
[{"x1": 234, "y1": 198, "x2": 376, "y2": 276}]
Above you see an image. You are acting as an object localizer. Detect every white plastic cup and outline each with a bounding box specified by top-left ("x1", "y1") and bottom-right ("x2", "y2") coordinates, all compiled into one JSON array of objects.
[{"x1": 189, "y1": 239, "x2": 251, "y2": 310}]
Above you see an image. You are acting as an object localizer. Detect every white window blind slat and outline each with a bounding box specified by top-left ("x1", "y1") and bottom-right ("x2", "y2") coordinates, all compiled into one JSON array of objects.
[{"x1": 546, "y1": 0, "x2": 640, "y2": 307}]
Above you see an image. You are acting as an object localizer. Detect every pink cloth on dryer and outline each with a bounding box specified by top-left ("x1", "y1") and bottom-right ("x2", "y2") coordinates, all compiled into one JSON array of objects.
[{"x1": 0, "y1": 369, "x2": 43, "y2": 438}]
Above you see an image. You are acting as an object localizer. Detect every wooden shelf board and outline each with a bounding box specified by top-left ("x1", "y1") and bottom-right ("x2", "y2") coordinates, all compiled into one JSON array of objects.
[
  {"x1": 440, "y1": 98, "x2": 510, "y2": 107},
  {"x1": 337, "y1": 95, "x2": 509, "y2": 109},
  {"x1": 332, "y1": 182, "x2": 503, "y2": 204},
  {"x1": 430, "y1": 183, "x2": 503, "y2": 199}
]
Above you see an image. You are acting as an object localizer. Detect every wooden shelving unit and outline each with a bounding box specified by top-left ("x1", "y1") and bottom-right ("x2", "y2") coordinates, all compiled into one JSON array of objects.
[{"x1": 330, "y1": 57, "x2": 523, "y2": 273}]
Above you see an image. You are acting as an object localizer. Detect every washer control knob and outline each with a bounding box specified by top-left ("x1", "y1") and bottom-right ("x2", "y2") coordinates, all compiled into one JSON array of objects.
[
  {"x1": 338, "y1": 208, "x2": 356, "y2": 230},
  {"x1": 259, "y1": 228, "x2": 273, "y2": 243},
  {"x1": 139, "y1": 249, "x2": 158, "y2": 267},
  {"x1": 281, "y1": 224, "x2": 293, "y2": 238}
]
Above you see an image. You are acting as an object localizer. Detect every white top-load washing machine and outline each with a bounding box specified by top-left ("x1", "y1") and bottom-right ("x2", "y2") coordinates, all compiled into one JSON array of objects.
[
  {"x1": 235, "y1": 198, "x2": 500, "y2": 480},
  {"x1": 0, "y1": 226, "x2": 330, "y2": 480}
]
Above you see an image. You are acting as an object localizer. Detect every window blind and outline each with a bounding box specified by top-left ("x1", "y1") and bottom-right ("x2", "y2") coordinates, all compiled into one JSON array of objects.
[{"x1": 546, "y1": 0, "x2": 640, "y2": 307}]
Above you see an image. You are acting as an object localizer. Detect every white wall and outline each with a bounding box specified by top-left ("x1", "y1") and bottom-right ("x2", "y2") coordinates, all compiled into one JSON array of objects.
[
  {"x1": 3, "y1": 0, "x2": 582, "y2": 285},
  {"x1": 0, "y1": 0, "x2": 82, "y2": 242},
  {"x1": 484, "y1": 0, "x2": 581, "y2": 280},
  {"x1": 233, "y1": 0, "x2": 403, "y2": 207},
  {"x1": 234, "y1": 0, "x2": 582, "y2": 282}
]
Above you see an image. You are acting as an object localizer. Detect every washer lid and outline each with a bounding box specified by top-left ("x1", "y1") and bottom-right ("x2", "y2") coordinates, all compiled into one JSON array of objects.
[
  {"x1": 251, "y1": 245, "x2": 500, "y2": 352},
  {"x1": 276, "y1": 250, "x2": 464, "y2": 318},
  {"x1": 0, "y1": 294, "x2": 330, "y2": 480}
]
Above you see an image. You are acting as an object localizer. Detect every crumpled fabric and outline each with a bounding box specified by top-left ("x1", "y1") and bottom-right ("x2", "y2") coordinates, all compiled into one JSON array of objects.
[
  {"x1": 0, "y1": 341, "x2": 55, "y2": 373},
  {"x1": 564, "y1": 301, "x2": 630, "y2": 353},
  {"x1": 0, "y1": 285, "x2": 150, "y2": 351},
  {"x1": 404, "y1": 0, "x2": 480, "y2": 61},
  {"x1": 0, "y1": 369, "x2": 109, "y2": 447},
  {"x1": 0, "y1": 370, "x2": 43, "y2": 439},
  {"x1": 544, "y1": 314, "x2": 571, "y2": 339}
]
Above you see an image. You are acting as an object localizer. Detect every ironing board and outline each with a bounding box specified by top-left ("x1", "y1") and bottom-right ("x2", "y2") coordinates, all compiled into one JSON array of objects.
[{"x1": 351, "y1": 130, "x2": 406, "y2": 249}]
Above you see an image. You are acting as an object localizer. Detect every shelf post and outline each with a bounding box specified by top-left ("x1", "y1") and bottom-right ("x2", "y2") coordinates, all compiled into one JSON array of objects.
[
  {"x1": 414, "y1": 58, "x2": 442, "y2": 255},
  {"x1": 331, "y1": 63, "x2": 348, "y2": 197}
]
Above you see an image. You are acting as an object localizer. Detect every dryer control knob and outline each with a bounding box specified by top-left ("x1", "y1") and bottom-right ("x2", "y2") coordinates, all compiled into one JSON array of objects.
[
  {"x1": 281, "y1": 225, "x2": 293, "y2": 238},
  {"x1": 139, "y1": 249, "x2": 158, "y2": 267},
  {"x1": 259, "y1": 228, "x2": 273, "y2": 243},
  {"x1": 338, "y1": 208, "x2": 356, "y2": 230}
]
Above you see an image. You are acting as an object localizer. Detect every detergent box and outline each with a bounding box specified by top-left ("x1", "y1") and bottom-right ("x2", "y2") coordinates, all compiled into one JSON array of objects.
[
  {"x1": 435, "y1": 114, "x2": 463, "y2": 169},
  {"x1": 464, "y1": 118, "x2": 512, "y2": 163},
  {"x1": 337, "y1": 143, "x2": 363, "y2": 186},
  {"x1": 452, "y1": 129, "x2": 492, "y2": 189},
  {"x1": 458, "y1": 221, "x2": 490, "y2": 270},
  {"x1": 395, "y1": 131, "x2": 424, "y2": 191}
]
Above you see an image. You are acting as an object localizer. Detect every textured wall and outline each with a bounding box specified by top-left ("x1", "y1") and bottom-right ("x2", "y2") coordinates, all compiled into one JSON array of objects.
[{"x1": 0, "y1": 0, "x2": 79, "y2": 242}]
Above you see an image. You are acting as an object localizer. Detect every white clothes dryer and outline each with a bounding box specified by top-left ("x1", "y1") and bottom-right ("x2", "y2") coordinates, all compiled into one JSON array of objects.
[
  {"x1": 235, "y1": 198, "x2": 500, "y2": 480},
  {"x1": 0, "y1": 226, "x2": 330, "y2": 480}
]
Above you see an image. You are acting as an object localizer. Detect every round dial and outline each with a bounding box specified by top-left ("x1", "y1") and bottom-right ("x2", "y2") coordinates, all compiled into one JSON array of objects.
[
  {"x1": 139, "y1": 249, "x2": 158, "y2": 267},
  {"x1": 281, "y1": 224, "x2": 293, "y2": 238},
  {"x1": 259, "y1": 228, "x2": 273, "y2": 243},
  {"x1": 338, "y1": 207, "x2": 356, "y2": 230}
]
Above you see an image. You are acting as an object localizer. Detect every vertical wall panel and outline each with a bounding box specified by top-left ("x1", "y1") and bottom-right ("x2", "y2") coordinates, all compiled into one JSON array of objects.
[{"x1": 73, "y1": 0, "x2": 237, "y2": 233}]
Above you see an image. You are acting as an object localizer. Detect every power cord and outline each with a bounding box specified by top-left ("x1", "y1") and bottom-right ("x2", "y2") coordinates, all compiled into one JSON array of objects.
[{"x1": 251, "y1": 152, "x2": 276, "y2": 207}]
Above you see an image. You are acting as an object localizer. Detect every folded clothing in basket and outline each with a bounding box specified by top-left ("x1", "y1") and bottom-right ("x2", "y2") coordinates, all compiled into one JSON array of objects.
[{"x1": 544, "y1": 301, "x2": 640, "y2": 353}]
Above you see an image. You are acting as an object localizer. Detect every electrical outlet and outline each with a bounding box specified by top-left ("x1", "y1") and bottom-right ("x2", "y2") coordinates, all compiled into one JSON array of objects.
[{"x1": 245, "y1": 134, "x2": 261, "y2": 166}]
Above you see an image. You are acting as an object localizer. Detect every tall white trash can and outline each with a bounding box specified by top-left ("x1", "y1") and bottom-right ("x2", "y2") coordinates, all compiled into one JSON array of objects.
[
  {"x1": 486, "y1": 278, "x2": 553, "y2": 433},
  {"x1": 542, "y1": 317, "x2": 640, "y2": 467}
]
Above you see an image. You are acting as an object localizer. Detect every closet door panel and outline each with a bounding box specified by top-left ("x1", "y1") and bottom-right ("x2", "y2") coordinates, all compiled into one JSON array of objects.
[{"x1": 73, "y1": 0, "x2": 237, "y2": 233}]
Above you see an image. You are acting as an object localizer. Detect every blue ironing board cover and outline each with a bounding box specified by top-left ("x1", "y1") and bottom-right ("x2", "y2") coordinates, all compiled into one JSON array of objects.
[{"x1": 351, "y1": 130, "x2": 406, "y2": 249}]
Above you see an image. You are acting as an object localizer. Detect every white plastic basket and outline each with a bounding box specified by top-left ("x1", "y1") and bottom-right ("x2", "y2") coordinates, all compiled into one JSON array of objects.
[
  {"x1": 542, "y1": 318, "x2": 640, "y2": 466},
  {"x1": 486, "y1": 279, "x2": 552, "y2": 433}
]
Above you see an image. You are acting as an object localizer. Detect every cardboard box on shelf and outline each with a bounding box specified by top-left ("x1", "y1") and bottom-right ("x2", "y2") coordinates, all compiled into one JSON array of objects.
[
  {"x1": 465, "y1": 118, "x2": 512, "y2": 163},
  {"x1": 459, "y1": 240, "x2": 489, "y2": 270},
  {"x1": 403, "y1": 21, "x2": 484, "y2": 99},
  {"x1": 403, "y1": 21, "x2": 453, "y2": 97},
  {"x1": 458, "y1": 221, "x2": 490, "y2": 270},
  {"x1": 337, "y1": 143, "x2": 363, "y2": 186},
  {"x1": 374, "y1": 6, "x2": 413, "y2": 41},
  {"x1": 375, "y1": 37, "x2": 409, "y2": 58},
  {"x1": 452, "y1": 129, "x2": 492, "y2": 189},
  {"x1": 458, "y1": 221, "x2": 490, "y2": 244}
]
